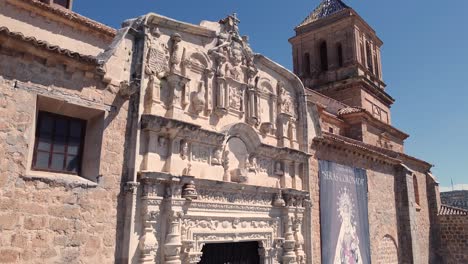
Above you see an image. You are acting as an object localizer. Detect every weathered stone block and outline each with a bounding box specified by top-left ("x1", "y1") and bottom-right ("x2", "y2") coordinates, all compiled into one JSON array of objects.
[
  {"x1": 24, "y1": 215, "x2": 48, "y2": 230},
  {"x1": 0, "y1": 213, "x2": 19, "y2": 230},
  {"x1": 0, "y1": 249, "x2": 20, "y2": 263}
]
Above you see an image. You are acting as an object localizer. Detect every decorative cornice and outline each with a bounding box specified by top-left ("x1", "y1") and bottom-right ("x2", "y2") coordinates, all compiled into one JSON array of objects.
[
  {"x1": 139, "y1": 171, "x2": 309, "y2": 199},
  {"x1": 313, "y1": 133, "x2": 400, "y2": 165},
  {"x1": 314, "y1": 132, "x2": 432, "y2": 169}
]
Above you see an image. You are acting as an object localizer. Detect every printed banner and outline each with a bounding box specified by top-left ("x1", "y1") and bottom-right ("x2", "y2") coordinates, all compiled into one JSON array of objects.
[{"x1": 319, "y1": 160, "x2": 371, "y2": 264}]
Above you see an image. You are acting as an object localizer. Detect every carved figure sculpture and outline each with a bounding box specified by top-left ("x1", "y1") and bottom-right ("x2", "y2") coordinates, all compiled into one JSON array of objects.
[
  {"x1": 212, "y1": 148, "x2": 223, "y2": 165},
  {"x1": 169, "y1": 33, "x2": 182, "y2": 74},
  {"x1": 145, "y1": 27, "x2": 169, "y2": 102},
  {"x1": 246, "y1": 155, "x2": 258, "y2": 173},
  {"x1": 192, "y1": 81, "x2": 206, "y2": 113},
  {"x1": 275, "y1": 161, "x2": 284, "y2": 176},
  {"x1": 208, "y1": 33, "x2": 230, "y2": 77},
  {"x1": 180, "y1": 140, "x2": 189, "y2": 160},
  {"x1": 158, "y1": 136, "x2": 169, "y2": 157},
  {"x1": 277, "y1": 81, "x2": 290, "y2": 115},
  {"x1": 288, "y1": 119, "x2": 297, "y2": 147}
]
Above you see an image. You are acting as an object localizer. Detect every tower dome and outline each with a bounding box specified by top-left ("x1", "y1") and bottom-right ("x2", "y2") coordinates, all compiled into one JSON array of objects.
[{"x1": 297, "y1": 0, "x2": 350, "y2": 27}]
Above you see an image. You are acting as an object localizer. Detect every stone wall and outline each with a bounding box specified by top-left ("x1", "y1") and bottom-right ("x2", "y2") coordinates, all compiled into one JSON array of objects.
[
  {"x1": 311, "y1": 142, "x2": 400, "y2": 264},
  {"x1": 438, "y1": 214, "x2": 468, "y2": 264},
  {"x1": 0, "y1": 49, "x2": 130, "y2": 263}
]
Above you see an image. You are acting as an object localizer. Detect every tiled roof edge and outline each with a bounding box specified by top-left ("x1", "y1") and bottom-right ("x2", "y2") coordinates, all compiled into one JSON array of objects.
[
  {"x1": 439, "y1": 204, "x2": 468, "y2": 216},
  {"x1": 10, "y1": 0, "x2": 116, "y2": 38},
  {"x1": 0, "y1": 26, "x2": 98, "y2": 65}
]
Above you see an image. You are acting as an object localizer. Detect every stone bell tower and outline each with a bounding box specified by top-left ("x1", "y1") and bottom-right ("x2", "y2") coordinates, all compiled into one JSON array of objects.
[{"x1": 290, "y1": 0, "x2": 394, "y2": 124}]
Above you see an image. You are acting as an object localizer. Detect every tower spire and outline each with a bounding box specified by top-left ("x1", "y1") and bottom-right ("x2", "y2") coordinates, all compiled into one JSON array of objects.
[{"x1": 297, "y1": 0, "x2": 350, "y2": 28}]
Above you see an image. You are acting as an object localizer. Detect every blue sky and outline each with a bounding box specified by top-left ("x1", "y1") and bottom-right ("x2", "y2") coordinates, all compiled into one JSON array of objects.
[{"x1": 74, "y1": 0, "x2": 468, "y2": 189}]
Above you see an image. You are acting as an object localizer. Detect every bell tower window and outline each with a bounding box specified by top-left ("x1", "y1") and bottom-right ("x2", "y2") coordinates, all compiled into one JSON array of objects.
[
  {"x1": 337, "y1": 43, "x2": 344, "y2": 67},
  {"x1": 366, "y1": 41, "x2": 374, "y2": 73},
  {"x1": 303, "y1": 53, "x2": 311, "y2": 77},
  {"x1": 320, "y1": 41, "x2": 328, "y2": 71}
]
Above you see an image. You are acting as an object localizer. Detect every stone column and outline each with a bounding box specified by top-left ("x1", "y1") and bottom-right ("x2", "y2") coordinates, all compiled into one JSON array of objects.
[
  {"x1": 362, "y1": 35, "x2": 368, "y2": 69},
  {"x1": 215, "y1": 77, "x2": 228, "y2": 116},
  {"x1": 281, "y1": 160, "x2": 293, "y2": 189},
  {"x1": 376, "y1": 48, "x2": 383, "y2": 79},
  {"x1": 270, "y1": 94, "x2": 277, "y2": 131},
  {"x1": 164, "y1": 210, "x2": 183, "y2": 264},
  {"x1": 247, "y1": 86, "x2": 259, "y2": 125},
  {"x1": 294, "y1": 215, "x2": 306, "y2": 264},
  {"x1": 278, "y1": 114, "x2": 290, "y2": 148},
  {"x1": 353, "y1": 28, "x2": 361, "y2": 64},
  {"x1": 204, "y1": 69, "x2": 214, "y2": 114},
  {"x1": 282, "y1": 215, "x2": 297, "y2": 264},
  {"x1": 139, "y1": 185, "x2": 163, "y2": 264}
]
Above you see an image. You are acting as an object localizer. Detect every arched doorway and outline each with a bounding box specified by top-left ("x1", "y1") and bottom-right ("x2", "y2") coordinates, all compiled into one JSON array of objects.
[{"x1": 199, "y1": 241, "x2": 260, "y2": 264}]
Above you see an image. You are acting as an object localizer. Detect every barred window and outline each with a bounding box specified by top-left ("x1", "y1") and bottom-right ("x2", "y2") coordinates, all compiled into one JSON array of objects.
[{"x1": 32, "y1": 111, "x2": 86, "y2": 174}]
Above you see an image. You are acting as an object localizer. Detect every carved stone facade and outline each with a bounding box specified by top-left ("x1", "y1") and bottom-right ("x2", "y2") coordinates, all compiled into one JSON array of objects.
[
  {"x1": 135, "y1": 13, "x2": 310, "y2": 264},
  {"x1": 0, "y1": 1, "x2": 447, "y2": 264}
]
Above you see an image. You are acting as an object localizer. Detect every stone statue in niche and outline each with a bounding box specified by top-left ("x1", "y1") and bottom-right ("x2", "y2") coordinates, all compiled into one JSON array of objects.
[
  {"x1": 158, "y1": 135, "x2": 169, "y2": 157},
  {"x1": 169, "y1": 33, "x2": 182, "y2": 74},
  {"x1": 145, "y1": 27, "x2": 169, "y2": 101},
  {"x1": 209, "y1": 33, "x2": 231, "y2": 115},
  {"x1": 212, "y1": 148, "x2": 223, "y2": 165},
  {"x1": 246, "y1": 154, "x2": 259, "y2": 173},
  {"x1": 277, "y1": 81, "x2": 290, "y2": 115},
  {"x1": 229, "y1": 86, "x2": 243, "y2": 111},
  {"x1": 191, "y1": 80, "x2": 205, "y2": 113},
  {"x1": 180, "y1": 140, "x2": 189, "y2": 160},
  {"x1": 275, "y1": 161, "x2": 284, "y2": 176},
  {"x1": 183, "y1": 163, "x2": 192, "y2": 176},
  {"x1": 288, "y1": 118, "x2": 297, "y2": 145}
]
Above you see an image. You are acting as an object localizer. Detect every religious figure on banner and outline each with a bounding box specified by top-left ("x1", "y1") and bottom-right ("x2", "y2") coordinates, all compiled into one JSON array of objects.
[{"x1": 333, "y1": 188, "x2": 363, "y2": 264}]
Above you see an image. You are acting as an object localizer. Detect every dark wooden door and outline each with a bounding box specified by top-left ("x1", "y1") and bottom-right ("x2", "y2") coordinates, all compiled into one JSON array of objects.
[{"x1": 199, "y1": 241, "x2": 260, "y2": 264}]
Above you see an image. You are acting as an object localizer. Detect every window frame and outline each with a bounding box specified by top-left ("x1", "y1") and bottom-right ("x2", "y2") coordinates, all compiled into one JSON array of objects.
[{"x1": 32, "y1": 111, "x2": 87, "y2": 175}]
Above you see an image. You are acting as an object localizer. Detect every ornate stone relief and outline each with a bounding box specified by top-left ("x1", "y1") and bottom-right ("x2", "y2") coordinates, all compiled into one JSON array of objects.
[
  {"x1": 138, "y1": 174, "x2": 310, "y2": 264},
  {"x1": 145, "y1": 27, "x2": 169, "y2": 105}
]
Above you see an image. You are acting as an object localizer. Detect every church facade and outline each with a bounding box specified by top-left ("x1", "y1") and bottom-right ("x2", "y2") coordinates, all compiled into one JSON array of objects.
[{"x1": 0, "y1": 0, "x2": 459, "y2": 263}]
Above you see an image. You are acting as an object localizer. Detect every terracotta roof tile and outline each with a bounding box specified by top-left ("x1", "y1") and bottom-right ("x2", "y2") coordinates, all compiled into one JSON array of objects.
[
  {"x1": 439, "y1": 204, "x2": 468, "y2": 216},
  {"x1": 0, "y1": 26, "x2": 98, "y2": 65},
  {"x1": 337, "y1": 106, "x2": 365, "y2": 116},
  {"x1": 11, "y1": 0, "x2": 116, "y2": 38}
]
